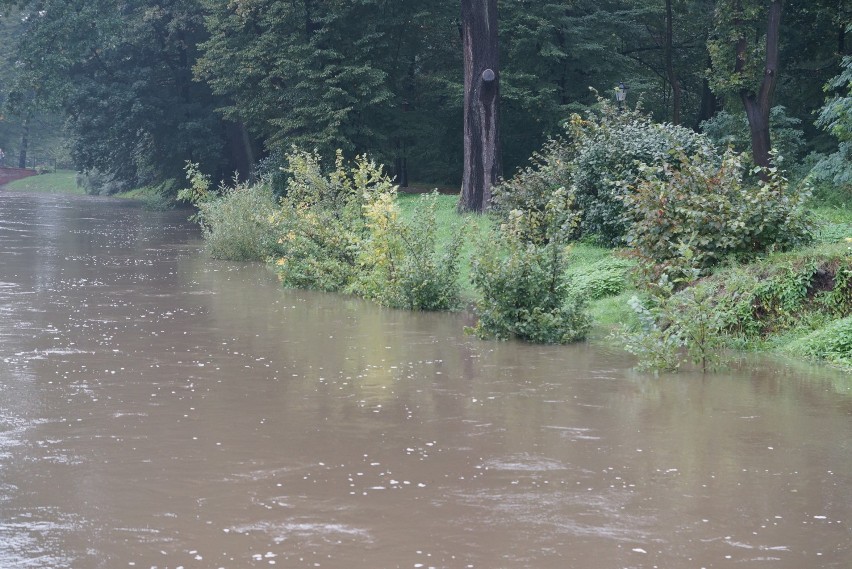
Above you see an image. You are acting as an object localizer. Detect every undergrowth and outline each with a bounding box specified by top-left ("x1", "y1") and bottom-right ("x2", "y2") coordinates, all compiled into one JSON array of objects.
[{"x1": 785, "y1": 316, "x2": 852, "y2": 370}]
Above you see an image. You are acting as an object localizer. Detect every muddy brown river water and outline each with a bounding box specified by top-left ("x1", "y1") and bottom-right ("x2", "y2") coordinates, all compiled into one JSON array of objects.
[{"x1": 1, "y1": 190, "x2": 851, "y2": 569}]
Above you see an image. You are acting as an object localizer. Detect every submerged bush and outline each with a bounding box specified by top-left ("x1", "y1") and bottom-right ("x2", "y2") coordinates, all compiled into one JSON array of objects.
[
  {"x1": 356, "y1": 192, "x2": 463, "y2": 310},
  {"x1": 620, "y1": 279, "x2": 726, "y2": 373},
  {"x1": 469, "y1": 188, "x2": 590, "y2": 343},
  {"x1": 78, "y1": 168, "x2": 132, "y2": 196},
  {"x1": 271, "y1": 204, "x2": 362, "y2": 291},
  {"x1": 470, "y1": 237, "x2": 590, "y2": 343},
  {"x1": 270, "y1": 149, "x2": 391, "y2": 292},
  {"x1": 268, "y1": 149, "x2": 463, "y2": 307},
  {"x1": 180, "y1": 163, "x2": 278, "y2": 261}
]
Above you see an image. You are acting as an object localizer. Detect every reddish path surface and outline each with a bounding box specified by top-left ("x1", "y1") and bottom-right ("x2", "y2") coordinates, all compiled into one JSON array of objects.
[{"x1": 0, "y1": 167, "x2": 38, "y2": 186}]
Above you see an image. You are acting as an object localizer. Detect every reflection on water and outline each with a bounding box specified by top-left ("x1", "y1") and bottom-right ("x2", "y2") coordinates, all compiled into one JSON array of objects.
[{"x1": 1, "y1": 190, "x2": 852, "y2": 568}]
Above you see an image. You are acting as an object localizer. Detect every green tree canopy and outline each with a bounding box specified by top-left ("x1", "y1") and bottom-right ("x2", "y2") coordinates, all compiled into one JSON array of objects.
[{"x1": 8, "y1": 0, "x2": 236, "y2": 188}]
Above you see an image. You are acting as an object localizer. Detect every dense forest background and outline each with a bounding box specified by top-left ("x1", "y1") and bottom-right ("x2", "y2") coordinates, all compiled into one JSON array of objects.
[{"x1": 0, "y1": 0, "x2": 849, "y2": 192}]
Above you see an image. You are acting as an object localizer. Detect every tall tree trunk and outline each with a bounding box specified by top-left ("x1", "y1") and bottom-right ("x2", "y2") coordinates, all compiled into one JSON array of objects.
[
  {"x1": 18, "y1": 113, "x2": 31, "y2": 169},
  {"x1": 458, "y1": 0, "x2": 501, "y2": 213},
  {"x1": 738, "y1": 0, "x2": 782, "y2": 170},
  {"x1": 697, "y1": 57, "x2": 719, "y2": 128},
  {"x1": 664, "y1": 0, "x2": 682, "y2": 125}
]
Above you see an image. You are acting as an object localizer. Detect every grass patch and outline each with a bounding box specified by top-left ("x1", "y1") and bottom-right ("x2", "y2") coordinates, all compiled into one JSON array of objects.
[
  {"x1": 784, "y1": 316, "x2": 852, "y2": 371},
  {"x1": 2, "y1": 170, "x2": 83, "y2": 194},
  {"x1": 115, "y1": 186, "x2": 158, "y2": 199},
  {"x1": 114, "y1": 181, "x2": 180, "y2": 210},
  {"x1": 811, "y1": 205, "x2": 852, "y2": 244}
]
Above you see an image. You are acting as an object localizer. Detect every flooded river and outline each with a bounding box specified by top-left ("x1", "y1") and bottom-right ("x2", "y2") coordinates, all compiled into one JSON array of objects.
[{"x1": 1, "y1": 190, "x2": 851, "y2": 569}]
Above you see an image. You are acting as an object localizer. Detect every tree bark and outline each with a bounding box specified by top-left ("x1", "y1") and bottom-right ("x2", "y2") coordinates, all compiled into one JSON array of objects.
[
  {"x1": 664, "y1": 0, "x2": 682, "y2": 125},
  {"x1": 458, "y1": 0, "x2": 501, "y2": 213},
  {"x1": 697, "y1": 57, "x2": 720, "y2": 128},
  {"x1": 738, "y1": 0, "x2": 782, "y2": 170},
  {"x1": 17, "y1": 113, "x2": 30, "y2": 169}
]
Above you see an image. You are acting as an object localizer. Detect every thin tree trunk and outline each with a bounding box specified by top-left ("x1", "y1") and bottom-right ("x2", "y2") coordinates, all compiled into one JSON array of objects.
[
  {"x1": 664, "y1": 0, "x2": 682, "y2": 125},
  {"x1": 737, "y1": 0, "x2": 782, "y2": 170},
  {"x1": 18, "y1": 113, "x2": 31, "y2": 169},
  {"x1": 697, "y1": 57, "x2": 719, "y2": 127},
  {"x1": 458, "y1": 0, "x2": 501, "y2": 213}
]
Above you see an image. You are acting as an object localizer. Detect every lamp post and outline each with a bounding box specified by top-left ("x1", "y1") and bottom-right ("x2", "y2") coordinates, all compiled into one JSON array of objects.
[{"x1": 615, "y1": 82, "x2": 627, "y2": 111}]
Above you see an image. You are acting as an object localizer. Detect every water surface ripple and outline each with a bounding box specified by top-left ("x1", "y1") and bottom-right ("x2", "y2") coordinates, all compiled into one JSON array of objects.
[{"x1": 1, "y1": 191, "x2": 851, "y2": 568}]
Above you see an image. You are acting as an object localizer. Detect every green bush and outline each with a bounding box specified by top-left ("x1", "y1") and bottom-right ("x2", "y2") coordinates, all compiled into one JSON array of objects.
[
  {"x1": 252, "y1": 153, "x2": 288, "y2": 197},
  {"x1": 356, "y1": 192, "x2": 463, "y2": 310},
  {"x1": 621, "y1": 149, "x2": 812, "y2": 284},
  {"x1": 271, "y1": 204, "x2": 362, "y2": 291},
  {"x1": 270, "y1": 149, "x2": 391, "y2": 292},
  {"x1": 470, "y1": 237, "x2": 590, "y2": 343},
  {"x1": 469, "y1": 189, "x2": 589, "y2": 343},
  {"x1": 78, "y1": 168, "x2": 132, "y2": 195},
  {"x1": 131, "y1": 178, "x2": 179, "y2": 211},
  {"x1": 185, "y1": 167, "x2": 278, "y2": 261},
  {"x1": 620, "y1": 279, "x2": 726, "y2": 373},
  {"x1": 491, "y1": 137, "x2": 574, "y2": 245},
  {"x1": 568, "y1": 101, "x2": 716, "y2": 245},
  {"x1": 492, "y1": 100, "x2": 715, "y2": 247}
]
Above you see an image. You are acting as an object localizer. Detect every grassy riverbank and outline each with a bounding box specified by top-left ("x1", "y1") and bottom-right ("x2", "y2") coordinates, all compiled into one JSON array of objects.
[
  {"x1": 396, "y1": 192, "x2": 851, "y2": 369},
  {"x1": 2, "y1": 171, "x2": 173, "y2": 205},
  {"x1": 1, "y1": 170, "x2": 84, "y2": 194},
  {"x1": 8, "y1": 167, "x2": 849, "y2": 371}
]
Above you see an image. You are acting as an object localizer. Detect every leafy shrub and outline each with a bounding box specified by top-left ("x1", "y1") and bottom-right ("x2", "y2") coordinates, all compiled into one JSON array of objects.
[
  {"x1": 185, "y1": 149, "x2": 464, "y2": 306},
  {"x1": 621, "y1": 149, "x2": 812, "y2": 284},
  {"x1": 270, "y1": 149, "x2": 391, "y2": 292},
  {"x1": 356, "y1": 192, "x2": 463, "y2": 310},
  {"x1": 252, "y1": 153, "x2": 288, "y2": 197},
  {"x1": 78, "y1": 168, "x2": 132, "y2": 195},
  {"x1": 182, "y1": 164, "x2": 278, "y2": 261},
  {"x1": 272, "y1": 204, "x2": 362, "y2": 291},
  {"x1": 470, "y1": 237, "x2": 590, "y2": 343},
  {"x1": 491, "y1": 137, "x2": 574, "y2": 245},
  {"x1": 492, "y1": 99, "x2": 715, "y2": 247},
  {"x1": 620, "y1": 279, "x2": 726, "y2": 373},
  {"x1": 136, "y1": 179, "x2": 179, "y2": 211},
  {"x1": 568, "y1": 101, "x2": 716, "y2": 245},
  {"x1": 469, "y1": 189, "x2": 589, "y2": 343}
]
